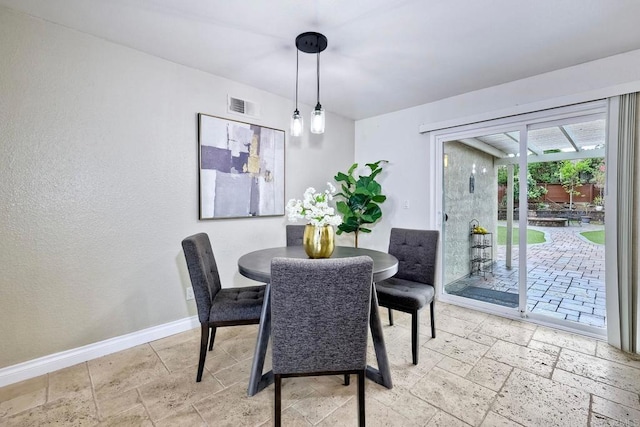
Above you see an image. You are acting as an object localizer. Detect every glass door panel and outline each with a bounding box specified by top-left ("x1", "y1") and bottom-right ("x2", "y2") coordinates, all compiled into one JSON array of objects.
[
  {"x1": 442, "y1": 131, "x2": 521, "y2": 311},
  {"x1": 524, "y1": 118, "x2": 607, "y2": 330}
]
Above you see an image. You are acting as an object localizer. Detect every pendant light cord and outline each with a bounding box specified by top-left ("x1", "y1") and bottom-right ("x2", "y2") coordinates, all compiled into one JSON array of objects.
[
  {"x1": 316, "y1": 47, "x2": 320, "y2": 105},
  {"x1": 295, "y1": 49, "x2": 299, "y2": 111}
]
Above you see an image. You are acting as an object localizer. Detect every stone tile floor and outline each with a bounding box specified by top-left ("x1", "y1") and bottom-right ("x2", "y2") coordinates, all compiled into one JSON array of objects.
[
  {"x1": 446, "y1": 222, "x2": 606, "y2": 328},
  {"x1": 2, "y1": 303, "x2": 639, "y2": 426}
]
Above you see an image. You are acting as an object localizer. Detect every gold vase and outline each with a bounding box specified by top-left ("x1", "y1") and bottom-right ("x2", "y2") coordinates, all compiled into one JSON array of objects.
[{"x1": 303, "y1": 224, "x2": 335, "y2": 259}]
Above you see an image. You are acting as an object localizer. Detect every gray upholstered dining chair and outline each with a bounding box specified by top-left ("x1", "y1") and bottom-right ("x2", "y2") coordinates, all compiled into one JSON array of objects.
[
  {"x1": 375, "y1": 228, "x2": 439, "y2": 365},
  {"x1": 285, "y1": 224, "x2": 305, "y2": 246},
  {"x1": 181, "y1": 232, "x2": 265, "y2": 382},
  {"x1": 270, "y1": 256, "x2": 373, "y2": 427}
]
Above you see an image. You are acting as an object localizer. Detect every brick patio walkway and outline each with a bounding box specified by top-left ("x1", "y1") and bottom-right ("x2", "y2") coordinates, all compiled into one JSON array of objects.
[{"x1": 445, "y1": 222, "x2": 606, "y2": 328}]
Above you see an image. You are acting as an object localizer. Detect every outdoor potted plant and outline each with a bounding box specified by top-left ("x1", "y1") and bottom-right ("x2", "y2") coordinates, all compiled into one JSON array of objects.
[{"x1": 593, "y1": 195, "x2": 604, "y2": 211}]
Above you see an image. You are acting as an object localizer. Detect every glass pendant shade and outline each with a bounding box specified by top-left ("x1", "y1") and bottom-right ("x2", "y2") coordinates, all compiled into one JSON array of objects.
[
  {"x1": 291, "y1": 110, "x2": 303, "y2": 136},
  {"x1": 310, "y1": 103, "x2": 325, "y2": 134}
]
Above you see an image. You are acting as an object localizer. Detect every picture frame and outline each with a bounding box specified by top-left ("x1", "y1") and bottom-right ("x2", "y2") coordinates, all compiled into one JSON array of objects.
[{"x1": 198, "y1": 113, "x2": 285, "y2": 219}]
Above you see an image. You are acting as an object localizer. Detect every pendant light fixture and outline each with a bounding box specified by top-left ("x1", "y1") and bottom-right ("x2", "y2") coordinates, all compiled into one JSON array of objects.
[
  {"x1": 293, "y1": 32, "x2": 327, "y2": 135},
  {"x1": 290, "y1": 47, "x2": 303, "y2": 136},
  {"x1": 310, "y1": 46, "x2": 325, "y2": 134}
]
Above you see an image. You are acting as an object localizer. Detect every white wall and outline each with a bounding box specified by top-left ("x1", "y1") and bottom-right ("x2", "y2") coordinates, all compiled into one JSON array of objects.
[
  {"x1": 354, "y1": 105, "x2": 431, "y2": 251},
  {"x1": 355, "y1": 49, "x2": 640, "y2": 251},
  {"x1": 0, "y1": 6, "x2": 355, "y2": 368}
]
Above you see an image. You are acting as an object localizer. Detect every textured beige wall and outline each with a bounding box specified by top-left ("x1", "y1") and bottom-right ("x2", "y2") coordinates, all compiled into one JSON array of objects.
[
  {"x1": 443, "y1": 141, "x2": 497, "y2": 285},
  {"x1": 0, "y1": 7, "x2": 355, "y2": 368}
]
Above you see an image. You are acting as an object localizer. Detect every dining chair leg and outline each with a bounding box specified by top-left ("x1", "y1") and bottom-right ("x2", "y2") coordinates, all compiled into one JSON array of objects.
[
  {"x1": 344, "y1": 374, "x2": 350, "y2": 386},
  {"x1": 388, "y1": 308, "x2": 394, "y2": 326},
  {"x1": 197, "y1": 324, "x2": 209, "y2": 382},
  {"x1": 430, "y1": 300, "x2": 436, "y2": 338},
  {"x1": 358, "y1": 370, "x2": 365, "y2": 427},
  {"x1": 208, "y1": 326, "x2": 217, "y2": 351},
  {"x1": 274, "y1": 374, "x2": 282, "y2": 427},
  {"x1": 412, "y1": 311, "x2": 419, "y2": 365}
]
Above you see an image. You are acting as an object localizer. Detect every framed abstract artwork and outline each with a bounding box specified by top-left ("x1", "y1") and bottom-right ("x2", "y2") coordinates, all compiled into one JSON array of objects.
[{"x1": 198, "y1": 113, "x2": 285, "y2": 219}]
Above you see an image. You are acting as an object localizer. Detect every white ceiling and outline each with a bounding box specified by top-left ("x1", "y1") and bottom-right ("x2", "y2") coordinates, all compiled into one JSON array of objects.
[{"x1": 3, "y1": 0, "x2": 640, "y2": 120}]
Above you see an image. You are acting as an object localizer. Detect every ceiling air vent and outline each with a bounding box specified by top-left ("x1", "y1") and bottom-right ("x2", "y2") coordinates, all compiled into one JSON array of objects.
[{"x1": 227, "y1": 95, "x2": 260, "y2": 118}]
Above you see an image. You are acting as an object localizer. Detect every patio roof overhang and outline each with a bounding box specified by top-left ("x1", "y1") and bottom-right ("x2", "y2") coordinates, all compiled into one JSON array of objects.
[{"x1": 459, "y1": 114, "x2": 606, "y2": 164}]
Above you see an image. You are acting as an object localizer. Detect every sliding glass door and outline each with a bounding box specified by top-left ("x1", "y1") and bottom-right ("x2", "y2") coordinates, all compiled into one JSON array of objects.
[{"x1": 436, "y1": 101, "x2": 608, "y2": 335}]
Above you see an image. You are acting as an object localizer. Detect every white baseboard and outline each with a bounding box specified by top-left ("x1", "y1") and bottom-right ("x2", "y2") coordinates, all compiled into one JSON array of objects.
[{"x1": 0, "y1": 316, "x2": 200, "y2": 388}]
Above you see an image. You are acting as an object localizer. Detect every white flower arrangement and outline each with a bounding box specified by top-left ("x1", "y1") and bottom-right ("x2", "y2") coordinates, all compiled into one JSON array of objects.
[{"x1": 286, "y1": 183, "x2": 343, "y2": 227}]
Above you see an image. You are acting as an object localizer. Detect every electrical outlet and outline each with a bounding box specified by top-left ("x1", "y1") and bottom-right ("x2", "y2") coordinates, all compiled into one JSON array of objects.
[
  {"x1": 186, "y1": 288, "x2": 195, "y2": 301},
  {"x1": 403, "y1": 200, "x2": 410, "y2": 209}
]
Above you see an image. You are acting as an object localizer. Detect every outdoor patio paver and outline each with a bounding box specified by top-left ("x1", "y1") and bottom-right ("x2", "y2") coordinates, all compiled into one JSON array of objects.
[{"x1": 446, "y1": 222, "x2": 606, "y2": 328}]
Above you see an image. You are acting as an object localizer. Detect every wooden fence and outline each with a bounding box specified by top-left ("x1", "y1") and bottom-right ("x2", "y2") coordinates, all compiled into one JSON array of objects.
[{"x1": 498, "y1": 183, "x2": 599, "y2": 205}]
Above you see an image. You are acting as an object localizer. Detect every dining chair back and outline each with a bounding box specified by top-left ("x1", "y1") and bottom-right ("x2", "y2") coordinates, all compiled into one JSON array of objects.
[
  {"x1": 182, "y1": 233, "x2": 265, "y2": 382},
  {"x1": 270, "y1": 256, "x2": 373, "y2": 427},
  {"x1": 375, "y1": 228, "x2": 439, "y2": 365},
  {"x1": 285, "y1": 224, "x2": 305, "y2": 246}
]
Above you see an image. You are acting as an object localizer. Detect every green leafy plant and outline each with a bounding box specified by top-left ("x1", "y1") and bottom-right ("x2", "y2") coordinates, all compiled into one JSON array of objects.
[
  {"x1": 513, "y1": 171, "x2": 548, "y2": 201},
  {"x1": 558, "y1": 160, "x2": 590, "y2": 210},
  {"x1": 528, "y1": 161, "x2": 562, "y2": 184},
  {"x1": 334, "y1": 160, "x2": 388, "y2": 247},
  {"x1": 500, "y1": 165, "x2": 548, "y2": 203},
  {"x1": 591, "y1": 163, "x2": 606, "y2": 199}
]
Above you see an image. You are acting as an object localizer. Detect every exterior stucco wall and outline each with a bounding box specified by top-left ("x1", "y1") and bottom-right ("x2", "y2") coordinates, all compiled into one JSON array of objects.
[{"x1": 443, "y1": 141, "x2": 497, "y2": 285}]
